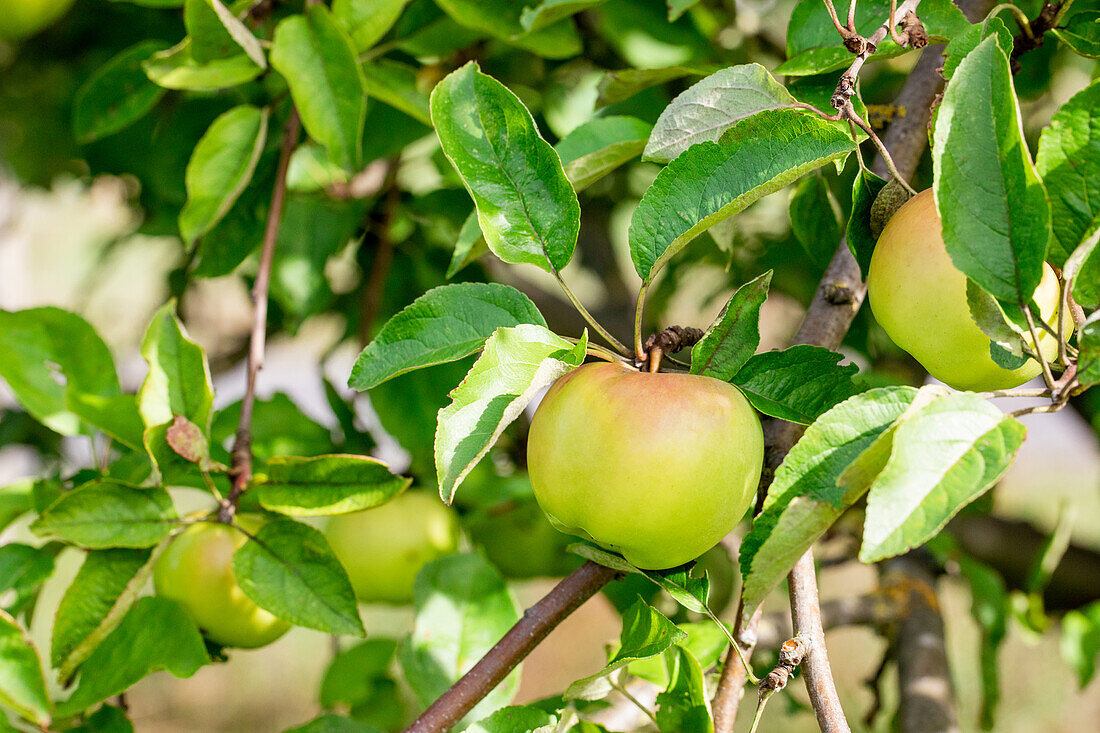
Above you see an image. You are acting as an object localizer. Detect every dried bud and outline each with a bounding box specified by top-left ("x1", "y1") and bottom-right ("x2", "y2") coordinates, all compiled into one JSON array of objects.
[{"x1": 870, "y1": 179, "x2": 915, "y2": 240}]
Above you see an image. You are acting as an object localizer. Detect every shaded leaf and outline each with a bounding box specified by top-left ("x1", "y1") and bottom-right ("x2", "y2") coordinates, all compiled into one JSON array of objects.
[
  {"x1": 233, "y1": 519, "x2": 364, "y2": 635},
  {"x1": 333, "y1": 0, "x2": 410, "y2": 52},
  {"x1": 596, "y1": 66, "x2": 708, "y2": 107},
  {"x1": 655, "y1": 646, "x2": 712, "y2": 733},
  {"x1": 0, "y1": 610, "x2": 50, "y2": 727},
  {"x1": 434, "y1": 0, "x2": 582, "y2": 58},
  {"x1": 73, "y1": 41, "x2": 168, "y2": 143},
  {"x1": 1036, "y1": 80, "x2": 1100, "y2": 267},
  {"x1": 730, "y1": 345, "x2": 861, "y2": 424},
  {"x1": 179, "y1": 104, "x2": 269, "y2": 244},
  {"x1": 520, "y1": 0, "x2": 607, "y2": 32},
  {"x1": 790, "y1": 172, "x2": 844, "y2": 267},
  {"x1": 1061, "y1": 601, "x2": 1100, "y2": 687},
  {"x1": 1077, "y1": 311, "x2": 1100, "y2": 387},
  {"x1": 137, "y1": 304, "x2": 215, "y2": 434},
  {"x1": 271, "y1": 6, "x2": 367, "y2": 171},
  {"x1": 57, "y1": 597, "x2": 207, "y2": 715},
  {"x1": 846, "y1": 168, "x2": 888, "y2": 279},
  {"x1": 690, "y1": 271, "x2": 771, "y2": 380},
  {"x1": 400, "y1": 554, "x2": 521, "y2": 724},
  {"x1": 361, "y1": 59, "x2": 430, "y2": 125},
  {"x1": 52, "y1": 549, "x2": 154, "y2": 677},
  {"x1": 1052, "y1": 11, "x2": 1100, "y2": 58},
  {"x1": 257, "y1": 454, "x2": 411, "y2": 516},
  {"x1": 556, "y1": 116, "x2": 652, "y2": 191},
  {"x1": 31, "y1": 481, "x2": 177, "y2": 549}
]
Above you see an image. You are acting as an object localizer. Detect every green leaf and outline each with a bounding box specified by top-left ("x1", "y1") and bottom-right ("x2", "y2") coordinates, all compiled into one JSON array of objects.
[
  {"x1": 0, "y1": 481, "x2": 33, "y2": 536},
  {"x1": 729, "y1": 345, "x2": 861, "y2": 425},
  {"x1": 596, "y1": 66, "x2": 708, "y2": 107},
  {"x1": 349, "y1": 283, "x2": 546, "y2": 391},
  {"x1": 629, "y1": 108, "x2": 854, "y2": 282},
  {"x1": 846, "y1": 169, "x2": 888, "y2": 279},
  {"x1": 0, "y1": 544, "x2": 57, "y2": 618},
  {"x1": 942, "y1": 18, "x2": 1013, "y2": 82},
  {"x1": 666, "y1": 0, "x2": 699, "y2": 21},
  {"x1": 861, "y1": 393, "x2": 1027, "y2": 562},
  {"x1": 320, "y1": 638, "x2": 397, "y2": 708},
  {"x1": 72, "y1": 41, "x2": 168, "y2": 144},
  {"x1": 137, "y1": 304, "x2": 215, "y2": 433},
  {"x1": 57, "y1": 597, "x2": 207, "y2": 716},
  {"x1": 643, "y1": 64, "x2": 796, "y2": 164},
  {"x1": 566, "y1": 598, "x2": 686, "y2": 700},
  {"x1": 400, "y1": 554, "x2": 521, "y2": 724},
  {"x1": 446, "y1": 212, "x2": 490, "y2": 278},
  {"x1": 1066, "y1": 230, "x2": 1100, "y2": 309},
  {"x1": 143, "y1": 39, "x2": 263, "y2": 90},
  {"x1": 30, "y1": 480, "x2": 177, "y2": 549},
  {"x1": 556, "y1": 116, "x2": 652, "y2": 191},
  {"x1": 179, "y1": 105, "x2": 269, "y2": 244},
  {"x1": 965, "y1": 280, "x2": 1030, "y2": 369},
  {"x1": 434, "y1": 0, "x2": 582, "y2": 58},
  {"x1": 65, "y1": 393, "x2": 145, "y2": 452},
  {"x1": 467, "y1": 705, "x2": 557, "y2": 733},
  {"x1": 435, "y1": 325, "x2": 587, "y2": 503},
  {"x1": 739, "y1": 387, "x2": 918, "y2": 614},
  {"x1": 644, "y1": 566, "x2": 710, "y2": 615},
  {"x1": 779, "y1": 0, "x2": 967, "y2": 76},
  {"x1": 68, "y1": 704, "x2": 134, "y2": 733},
  {"x1": 333, "y1": 0, "x2": 410, "y2": 52},
  {"x1": 655, "y1": 646, "x2": 712, "y2": 733},
  {"x1": 690, "y1": 271, "x2": 771, "y2": 380},
  {"x1": 933, "y1": 36, "x2": 1050, "y2": 304},
  {"x1": 52, "y1": 549, "x2": 154, "y2": 678},
  {"x1": 0, "y1": 307, "x2": 121, "y2": 436},
  {"x1": 1052, "y1": 11, "x2": 1100, "y2": 58},
  {"x1": 520, "y1": 0, "x2": 607, "y2": 32},
  {"x1": 271, "y1": 6, "x2": 367, "y2": 172},
  {"x1": 431, "y1": 62, "x2": 580, "y2": 273},
  {"x1": 361, "y1": 59, "x2": 430, "y2": 126},
  {"x1": 233, "y1": 519, "x2": 364, "y2": 636},
  {"x1": 1036, "y1": 80, "x2": 1100, "y2": 267},
  {"x1": 0, "y1": 610, "x2": 50, "y2": 727},
  {"x1": 791, "y1": 172, "x2": 844, "y2": 267},
  {"x1": 257, "y1": 455, "x2": 410, "y2": 516},
  {"x1": 186, "y1": 0, "x2": 266, "y2": 67},
  {"x1": 1077, "y1": 311, "x2": 1100, "y2": 387},
  {"x1": 1061, "y1": 601, "x2": 1100, "y2": 687}
]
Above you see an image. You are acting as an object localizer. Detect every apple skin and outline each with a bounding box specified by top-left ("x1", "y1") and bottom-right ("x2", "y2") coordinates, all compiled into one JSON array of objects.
[
  {"x1": 153, "y1": 518, "x2": 291, "y2": 649},
  {"x1": 324, "y1": 491, "x2": 461, "y2": 604},
  {"x1": 527, "y1": 361, "x2": 764, "y2": 570},
  {"x1": 867, "y1": 189, "x2": 1062, "y2": 392},
  {"x1": 0, "y1": 0, "x2": 75, "y2": 40}
]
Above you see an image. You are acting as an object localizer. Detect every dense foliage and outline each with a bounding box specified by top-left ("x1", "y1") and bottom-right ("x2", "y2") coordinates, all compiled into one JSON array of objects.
[{"x1": 0, "y1": 0, "x2": 1098, "y2": 731}]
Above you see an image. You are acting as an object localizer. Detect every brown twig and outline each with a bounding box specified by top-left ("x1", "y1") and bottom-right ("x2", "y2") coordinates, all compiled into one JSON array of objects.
[
  {"x1": 403, "y1": 562, "x2": 618, "y2": 732},
  {"x1": 219, "y1": 109, "x2": 301, "y2": 523},
  {"x1": 712, "y1": 602, "x2": 764, "y2": 729},
  {"x1": 1009, "y1": 2, "x2": 1067, "y2": 73},
  {"x1": 359, "y1": 161, "x2": 401, "y2": 344},
  {"x1": 790, "y1": 551, "x2": 851, "y2": 732},
  {"x1": 882, "y1": 553, "x2": 960, "y2": 733}
]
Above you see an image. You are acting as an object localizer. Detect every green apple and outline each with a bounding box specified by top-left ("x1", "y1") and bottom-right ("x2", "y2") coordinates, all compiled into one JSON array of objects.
[
  {"x1": 324, "y1": 491, "x2": 461, "y2": 604},
  {"x1": 527, "y1": 361, "x2": 764, "y2": 570},
  {"x1": 0, "y1": 0, "x2": 75, "y2": 41},
  {"x1": 868, "y1": 189, "x2": 1062, "y2": 391},
  {"x1": 154, "y1": 518, "x2": 291, "y2": 649}
]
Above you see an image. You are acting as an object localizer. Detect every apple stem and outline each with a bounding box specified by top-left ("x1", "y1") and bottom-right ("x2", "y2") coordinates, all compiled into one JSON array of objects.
[
  {"x1": 647, "y1": 346, "x2": 664, "y2": 373},
  {"x1": 1022, "y1": 302, "x2": 1058, "y2": 391}
]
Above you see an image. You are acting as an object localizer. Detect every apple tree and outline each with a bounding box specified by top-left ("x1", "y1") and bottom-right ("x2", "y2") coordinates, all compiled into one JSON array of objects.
[{"x1": 1, "y1": 0, "x2": 1099, "y2": 731}]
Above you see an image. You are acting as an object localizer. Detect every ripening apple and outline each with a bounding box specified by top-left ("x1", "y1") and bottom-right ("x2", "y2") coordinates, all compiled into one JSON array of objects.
[
  {"x1": 154, "y1": 518, "x2": 291, "y2": 649},
  {"x1": 527, "y1": 361, "x2": 764, "y2": 570},
  {"x1": 867, "y1": 189, "x2": 1063, "y2": 391},
  {"x1": 324, "y1": 491, "x2": 461, "y2": 604},
  {"x1": 0, "y1": 0, "x2": 75, "y2": 41}
]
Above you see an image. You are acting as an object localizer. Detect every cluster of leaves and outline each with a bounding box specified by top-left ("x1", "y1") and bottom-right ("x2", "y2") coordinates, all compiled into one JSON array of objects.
[{"x1": 0, "y1": 0, "x2": 1099, "y2": 731}]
